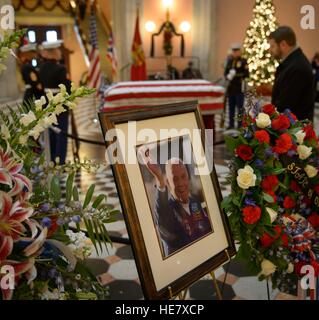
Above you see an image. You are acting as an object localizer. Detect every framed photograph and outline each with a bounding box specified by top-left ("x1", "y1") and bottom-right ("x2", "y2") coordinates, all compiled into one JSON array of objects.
[{"x1": 99, "y1": 101, "x2": 236, "y2": 299}]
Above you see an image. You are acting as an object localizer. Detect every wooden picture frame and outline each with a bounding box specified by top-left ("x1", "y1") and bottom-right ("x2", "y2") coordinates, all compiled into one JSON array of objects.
[{"x1": 99, "y1": 101, "x2": 236, "y2": 299}]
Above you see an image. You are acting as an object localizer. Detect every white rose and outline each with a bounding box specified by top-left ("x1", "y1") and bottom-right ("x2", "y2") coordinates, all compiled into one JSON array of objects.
[
  {"x1": 256, "y1": 113, "x2": 271, "y2": 128},
  {"x1": 1, "y1": 124, "x2": 10, "y2": 139},
  {"x1": 295, "y1": 130, "x2": 306, "y2": 145},
  {"x1": 304, "y1": 165, "x2": 318, "y2": 178},
  {"x1": 266, "y1": 207, "x2": 277, "y2": 223},
  {"x1": 35, "y1": 96, "x2": 46, "y2": 111},
  {"x1": 297, "y1": 145, "x2": 312, "y2": 160},
  {"x1": 20, "y1": 111, "x2": 36, "y2": 127},
  {"x1": 237, "y1": 165, "x2": 257, "y2": 189},
  {"x1": 260, "y1": 259, "x2": 277, "y2": 277},
  {"x1": 287, "y1": 263, "x2": 294, "y2": 274}
]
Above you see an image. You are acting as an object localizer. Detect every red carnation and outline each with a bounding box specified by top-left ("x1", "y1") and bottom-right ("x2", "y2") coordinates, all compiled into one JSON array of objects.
[
  {"x1": 242, "y1": 206, "x2": 261, "y2": 225},
  {"x1": 308, "y1": 212, "x2": 319, "y2": 229},
  {"x1": 236, "y1": 145, "x2": 253, "y2": 161},
  {"x1": 261, "y1": 175, "x2": 279, "y2": 192},
  {"x1": 272, "y1": 133, "x2": 293, "y2": 154},
  {"x1": 281, "y1": 233, "x2": 289, "y2": 247},
  {"x1": 262, "y1": 104, "x2": 276, "y2": 115},
  {"x1": 283, "y1": 196, "x2": 295, "y2": 209},
  {"x1": 260, "y1": 225, "x2": 282, "y2": 247},
  {"x1": 290, "y1": 180, "x2": 301, "y2": 192},
  {"x1": 272, "y1": 115, "x2": 291, "y2": 131},
  {"x1": 254, "y1": 130, "x2": 270, "y2": 144},
  {"x1": 303, "y1": 124, "x2": 317, "y2": 142}
]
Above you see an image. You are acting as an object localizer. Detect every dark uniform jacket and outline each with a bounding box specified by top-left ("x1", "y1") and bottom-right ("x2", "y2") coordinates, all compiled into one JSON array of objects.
[
  {"x1": 272, "y1": 48, "x2": 315, "y2": 121},
  {"x1": 224, "y1": 56, "x2": 249, "y2": 95},
  {"x1": 312, "y1": 60, "x2": 319, "y2": 103},
  {"x1": 39, "y1": 59, "x2": 71, "y2": 92},
  {"x1": 155, "y1": 188, "x2": 212, "y2": 256},
  {"x1": 21, "y1": 62, "x2": 43, "y2": 104}
]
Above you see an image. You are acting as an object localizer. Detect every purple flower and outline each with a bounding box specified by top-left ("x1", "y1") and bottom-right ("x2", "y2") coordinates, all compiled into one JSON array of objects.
[
  {"x1": 57, "y1": 217, "x2": 65, "y2": 226},
  {"x1": 287, "y1": 149, "x2": 296, "y2": 157},
  {"x1": 40, "y1": 203, "x2": 51, "y2": 212},
  {"x1": 48, "y1": 268, "x2": 58, "y2": 279},
  {"x1": 255, "y1": 159, "x2": 264, "y2": 168},
  {"x1": 58, "y1": 203, "x2": 65, "y2": 211},
  {"x1": 71, "y1": 215, "x2": 81, "y2": 223},
  {"x1": 244, "y1": 130, "x2": 253, "y2": 140},
  {"x1": 265, "y1": 147, "x2": 274, "y2": 158},
  {"x1": 41, "y1": 217, "x2": 51, "y2": 228},
  {"x1": 244, "y1": 198, "x2": 256, "y2": 206},
  {"x1": 246, "y1": 191, "x2": 253, "y2": 196}
]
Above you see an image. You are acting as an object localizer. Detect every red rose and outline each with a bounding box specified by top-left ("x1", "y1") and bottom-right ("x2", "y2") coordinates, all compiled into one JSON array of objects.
[
  {"x1": 254, "y1": 130, "x2": 270, "y2": 144},
  {"x1": 303, "y1": 124, "x2": 317, "y2": 142},
  {"x1": 283, "y1": 196, "x2": 295, "y2": 209},
  {"x1": 261, "y1": 175, "x2": 279, "y2": 192},
  {"x1": 272, "y1": 133, "x2": 293, "y2": 154},
  {"x1": 272, "y1": 115, "x2": 291, "y2": 131},
  {"x1": 262, "y1": 104, "x2": 276, "y2": 115},
  {"x1": 236, "y1": 145, "x2": 253, "y2": 161},
  {"x1": 260, "y1": 225, "x2": 282, "y2": 247},
  {"x1": 242, "y1": 206, "x2": 261, "y2": 224},
  {"x1": 290, "y1": 180, "x2": 301, "y2": 192},
  {"x1": 308, "y1": 213, "x2": 319, "y2": 229}
]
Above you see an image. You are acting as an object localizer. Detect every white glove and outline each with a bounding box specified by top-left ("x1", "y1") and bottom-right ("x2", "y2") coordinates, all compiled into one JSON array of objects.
[{"x1": 226, "y1": 69, "x2": 236, "y2": 81}]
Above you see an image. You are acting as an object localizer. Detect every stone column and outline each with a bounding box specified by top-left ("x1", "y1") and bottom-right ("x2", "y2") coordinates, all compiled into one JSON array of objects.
[
  {"x1": 192, "y1": 0, "x2": 217, "y2": 81},
  {"x1": 111, "y1": 0, "x2": 144, "y2": 82},
  {"x1": 0, "y1": 0, "x2": 20, "y2": 105}
]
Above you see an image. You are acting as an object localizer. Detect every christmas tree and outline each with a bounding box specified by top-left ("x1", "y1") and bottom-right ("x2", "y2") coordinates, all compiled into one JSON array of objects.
[{"x1": 243, "y1": 0, "x2": 278, "y2": 88}]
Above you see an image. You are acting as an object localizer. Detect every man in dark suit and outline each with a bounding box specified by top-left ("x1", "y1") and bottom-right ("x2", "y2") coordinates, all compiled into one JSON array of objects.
[{"x1": 268, "y1": 26, "x2": 315, "y2": 121}]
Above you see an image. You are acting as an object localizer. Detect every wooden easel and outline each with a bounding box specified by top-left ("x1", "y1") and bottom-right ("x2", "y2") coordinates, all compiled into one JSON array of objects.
[{"x1": 167, "y1": 249, "x2": 232, "y2": 300}]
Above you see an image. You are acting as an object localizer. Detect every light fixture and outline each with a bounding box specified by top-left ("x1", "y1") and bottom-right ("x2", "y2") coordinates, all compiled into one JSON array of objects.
[
  {"x1": 162, "y1": 0, "x2": 173, "y2": 9},
  {"x1": 145, "y1": 21, "x2": 156, "y2": 33},
  {"x1": 179, "y1": 21, "x2": 191, "y2": 33}
]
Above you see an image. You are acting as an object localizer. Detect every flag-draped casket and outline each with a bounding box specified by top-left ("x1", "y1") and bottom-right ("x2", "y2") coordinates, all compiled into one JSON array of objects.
[{"x1": 102, "y1": 80, "x2": 225, "y2": 115}]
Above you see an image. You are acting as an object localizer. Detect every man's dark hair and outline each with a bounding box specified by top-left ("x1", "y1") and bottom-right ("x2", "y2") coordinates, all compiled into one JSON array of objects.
[{"x1": 269, "y1": 26, "x2": 297, "y2": 46}]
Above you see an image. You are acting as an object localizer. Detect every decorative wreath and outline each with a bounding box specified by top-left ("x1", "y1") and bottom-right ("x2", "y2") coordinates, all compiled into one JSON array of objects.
[{"x1": 223, "y1": 103, "x2": 319, "y2": 290}]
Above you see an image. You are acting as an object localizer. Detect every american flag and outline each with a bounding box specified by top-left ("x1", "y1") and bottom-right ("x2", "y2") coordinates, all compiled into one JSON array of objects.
[
  {"x1": 107, "y1": 32, "x2": 118, "y2": 77},
  {"x1": 87, "y1": 5, "x2": 101, "y2": 90}
]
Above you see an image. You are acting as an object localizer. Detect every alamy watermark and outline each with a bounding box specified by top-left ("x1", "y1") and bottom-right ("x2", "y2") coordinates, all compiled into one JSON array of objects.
[
  {"x1": 0, "y1": 5, "x2": 14, "y2": 30},
  {"x1": 103, "y1": 123, "x2": 214, "y2": 175},
  {"x1": 0, "y1": 265, "x2": 15, "y2": 291},
  {"x1": 300, "y1": 5, "x2": 316, "y2": 30}
]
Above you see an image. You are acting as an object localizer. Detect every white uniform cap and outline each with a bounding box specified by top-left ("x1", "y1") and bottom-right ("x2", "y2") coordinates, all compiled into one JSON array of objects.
[
  {"x1": 19, "y1": 43, "x2": 37, "y2": 52},
  {"x1": 231, "y1": 43, "x2": 242, "y2": 50},
  {"x1": 41, "y1": 40, "x2": 63, "y2": 50}
]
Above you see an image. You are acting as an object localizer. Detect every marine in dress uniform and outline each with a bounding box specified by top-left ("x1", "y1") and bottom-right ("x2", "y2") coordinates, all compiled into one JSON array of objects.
[
  {"x1": 224, "y1": 44, "x2": 249, "y2": 129},
  {"x1": 39, "y1": 40, "x2": 71, "y2": 165},
  {"x1": 19, "y1": 43, "x2": 43, "y2": 105}
]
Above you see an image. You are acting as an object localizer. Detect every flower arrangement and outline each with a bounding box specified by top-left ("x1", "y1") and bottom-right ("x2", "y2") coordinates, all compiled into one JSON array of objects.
[
  {"x1": 0, "y1": 31, "x2": 117, "y2": 300},
  {"x1": 222, "y1": 102, "x2": 319, "y2": 291}
]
